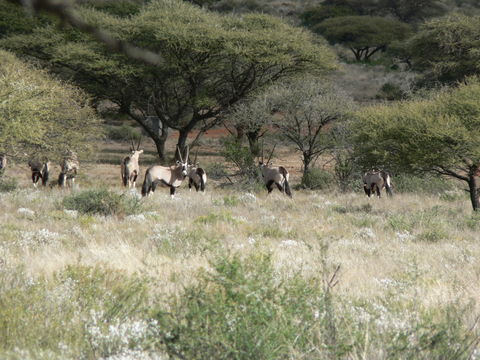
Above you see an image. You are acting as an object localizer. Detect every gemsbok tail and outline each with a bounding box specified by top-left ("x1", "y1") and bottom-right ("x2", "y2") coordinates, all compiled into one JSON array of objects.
[
  {"x1": 382, "y1": 172, "x2": 393, "y2": 197},
  {"x1": 279, "y1": 166, "x2": 292, "y2": 198},
  {"x1": 41, "y1": 162, "x2": 49, "y2": 186},
  {"x1": 197, "y1": 168, "x2": 206, "y2": 192},
  {"x1": 141, "y1": 168, "x2": 151, "y2": 197}
]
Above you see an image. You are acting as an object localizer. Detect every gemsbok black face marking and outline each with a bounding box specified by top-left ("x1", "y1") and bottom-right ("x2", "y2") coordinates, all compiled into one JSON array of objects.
[
  {"x1": 363, "y1": 170, "x2": 393, "y2": 198},
  {"x1": 121, "y1": 137, "x2": 143, "y2": 188},
  {"x1": 258, "y1": 144, "x2": 292, "y2": 198},
  {"x1": 28, "y1": 159, "x2": 50, "y2": 187},
  {"x1": 187, "y1": 149, "x2": 207, "y2": 192},
  {"x1": 142, "y1": 145, "x2": 189, "y2": 198},
  {"x1": 58, "y1": 150, "x2": 79, "y2": 188}
]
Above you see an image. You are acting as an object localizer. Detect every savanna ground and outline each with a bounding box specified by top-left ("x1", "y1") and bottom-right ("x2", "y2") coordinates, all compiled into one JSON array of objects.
[{"x1": 1, "y1": 132, "x2": 480, "y2": 360}]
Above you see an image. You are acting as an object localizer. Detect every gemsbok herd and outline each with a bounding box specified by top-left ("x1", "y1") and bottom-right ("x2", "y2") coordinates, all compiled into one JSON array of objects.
[{"x1": 0, "y1": 142, "x2": 393, "y2": 198}]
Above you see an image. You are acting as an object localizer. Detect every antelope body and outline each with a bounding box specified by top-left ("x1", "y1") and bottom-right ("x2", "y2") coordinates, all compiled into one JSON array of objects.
[
  {"x1": 28, "y1": 160, "x2": 50, "y2": 187},
  {"x1": 121, "y1": 138, "x2": 143, "y2": 188},
  {"x1": 59, "y1": 151, "x2": 79, "y2": 187},
  {"x1": 142, "y1": 146, "x2": 189, "y2": 198},
  {"x1": 258, "y1": 144, "x2": 292, "y2": 197},
  {"x1": 363, "y1": 170, "x2": 393, "y2": 197}
]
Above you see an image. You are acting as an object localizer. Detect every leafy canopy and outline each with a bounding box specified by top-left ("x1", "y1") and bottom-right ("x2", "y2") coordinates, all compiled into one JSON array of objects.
[
  {"x1": 404, "y1": 14, "x2": 480, "y2": 86},
  {"x1": 314, "y1": 16, "x2": 411, "y2": 61},
  {"x1": 0, "y1": 50, "x2": 101, "y2": 160}
]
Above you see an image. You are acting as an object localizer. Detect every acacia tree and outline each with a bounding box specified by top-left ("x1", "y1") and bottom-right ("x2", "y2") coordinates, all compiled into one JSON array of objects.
[
  {"x1": 402, "y1": 14, "x2": 480, "y2": 86},
  {"x1": 2, "y1": 0, "x2": 336, "y2": 160},
  {"x1": 266, "y1": 79, "x2": 355, "y2": 181},
  {"x1": 0, "y1": 50, "x2": 101, "y2": 161},
  {"x1": 353, "y1": 77, "x2": 480, "y2": 211},
  {"x1": 314, "y1": 16, "x2": 411, "y2": 61}
]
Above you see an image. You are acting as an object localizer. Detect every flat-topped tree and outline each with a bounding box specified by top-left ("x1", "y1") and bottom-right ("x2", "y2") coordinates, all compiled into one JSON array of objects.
[
  {"x1": 353, "y1": 77, "x2": 480, "y2": 211},
  {"x1": 1, "y1": 0, "x2": 337, "y2": 160}
]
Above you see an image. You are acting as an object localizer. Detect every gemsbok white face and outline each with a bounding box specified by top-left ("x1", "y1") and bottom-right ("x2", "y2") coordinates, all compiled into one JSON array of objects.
[
  {"x1": 363, "y1": 170, "x2": 393, "y2": 198},
  {"x1": 58, "y1": 150, "x2": 79, "y2": 188},
  {"x1": 121, "y1": 137, "x2": 143, "y2": 188},
  {"x1": 142, "y1": 145, "x2": 189, "y2": 198},
  {"x1": 258, "y1": 144, "x2": 292, "y2": 197}
]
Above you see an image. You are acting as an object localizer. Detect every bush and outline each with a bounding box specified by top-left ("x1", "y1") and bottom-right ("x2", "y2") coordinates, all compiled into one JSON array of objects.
[
  {"x1": 301, "y1": 168, "x2": 334, "y2": 190},
  {"x1": 0, "y1": 176, "x2": 17, "y2": 193},
  {"x1": 62, "y1": 189, "x2": 141, "y2": 216},
  {"x1": 222, "y1": 137, "x2": 260, "y2": 182},
  {"x1": 376, "y1": 82, "x2": 407, "y2": 101},
  {"x1": 106, "y1": 124, "x2": 142, "y2": 142},
  {"x1": 393, "y1": 174, "x2": 456, "y2": 194}
]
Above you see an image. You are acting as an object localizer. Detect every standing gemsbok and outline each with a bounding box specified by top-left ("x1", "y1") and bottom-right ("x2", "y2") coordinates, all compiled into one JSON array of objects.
[
  {"x1": 142, "y1": 146, "x2": 189, "y2": 198},
  {"x1": 28, "y1": 159, "x2": 50, "y2": 187},
  {"x1": 187, "y1": 149, "x2": 207, "y2": 192},
  {"x1": 121, "y1": 137, "x2": 143, "y2": 188},
  {"x1": 58, "y1": 150, "x2": 79, "y2": 188},
  {"x1": 363, "y1": 170, "x2": 393, "y2": 198},
  {"x1": 258, "y1": 144, "x2": 292, "y2": 197}
]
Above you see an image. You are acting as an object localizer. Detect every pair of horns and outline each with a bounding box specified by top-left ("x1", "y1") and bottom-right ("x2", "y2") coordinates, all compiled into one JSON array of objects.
[
  {"x1": 176, "y1": 145, "x2": 189, "y2": 163},
  {"x1": 261, "y1": 141, "x2": 276, "y2": 165},
  {"x1": 130, "y1": 136, "x2": 142, "y2": 151}
]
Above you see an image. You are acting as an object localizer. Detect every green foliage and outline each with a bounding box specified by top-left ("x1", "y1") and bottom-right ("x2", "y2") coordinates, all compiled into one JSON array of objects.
[
  {"x1": 0, "y1": 0, "x2": 50, "y2": 38},
  {"x1": 376, "y1": 82, "x2": 407, "y2": 101},
  {"x1": 80, "y1": 0, "x2": 144, "y2": 17},
  {"x1": 393, "y1": 174, "x2": 456, "y2": 194},
  {"x1": 314, "y1": 16, "x2": 412, "y2": 61},
  {"x1": 155, "y1": 254, "x2": 342, "y2": 359},
  {"x1": 0, "y1": 176, "x2": 17, "y2": 193},
  {"x1": 62, "y1": 189, "x2": 142, "y2": 216},
  {"x1": 222, "y1": 137, "x2": 259, "y2": 181},
  {"x1": 405, "y1": 14, "x2": 480, "y2": 85},
  {"x1": 300, "y1": 4, "x2": 356, "y2": 26},
  {"x1": 301, "y1": 168, "x2": 334, "y2": 190},
  {"x1": 106, "y1": 124, "x2": 142, "y2": 142},
  {"x1": 0, "y1": 50, "x2": 101, "y2": 162}
]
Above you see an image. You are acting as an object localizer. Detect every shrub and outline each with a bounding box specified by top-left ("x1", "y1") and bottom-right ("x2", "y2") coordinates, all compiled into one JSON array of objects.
[
  {"x1": 376, "y1": 82, "x2": 407, "y2": 101},
  {"x1": 222, "y1": 137, "x2": 259, "y2": 182},
  {"x1": 393, "y1": 174, "x2": 456, "y2": 194},
  {"x1": 0, "y1": 176, "x2": 17, "y2": 193},
  {"x1": 301, "y1": 168, "x2": 334, "y2": 190},
  {"x1": 62, "y1": 189, "x2": 141, "y2": 216},
  {"x1": 106, "y1": 124, "x2": 142, "y2": 142}
]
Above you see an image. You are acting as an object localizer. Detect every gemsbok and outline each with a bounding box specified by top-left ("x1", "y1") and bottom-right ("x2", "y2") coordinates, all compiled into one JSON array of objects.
[
  {"x1": 28, "y1": 159, "x2": 50, "y2": 187},
  {"x1": 121, "y1": 137, "x2": 143, "y2": 188},
  {"x1": 142, "y1": 146, "x2": 189, "y2": 198},
  {"x1": 363, "y1": 170, "x2": 393, "y2": 198},
  {"x1": 58, "y1": 150, "x2": 79, "y2": 188},
  {"x1": 0, "y1": 154, "x2": 6, "y2": 173},
  {"x1": 187, "y1": 149, "x2": 207, "y2": 192},
  {"x1": 258, "y1": 144, "x2": 292, "y2": 197}
]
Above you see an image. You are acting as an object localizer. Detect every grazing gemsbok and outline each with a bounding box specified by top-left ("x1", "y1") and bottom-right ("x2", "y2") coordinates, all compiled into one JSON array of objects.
[
  {"x1": 0, "y1": 154, "x2": 6, "y2": 173},
  {"x1": 58, "y1": 150, "x2": 79, "y2": 188},
  {"x1": 258, "y1": 144, "x2": 292, "y2": 197},
  {"x1": 121, "y1": 137, "x2": 143, "y2": 188},
  {"x1": 28, "y1": 159, "x2": 50, "y2": 187},
  {"x1": 142, "y1": 146, "x2": 189, "y2": 198},
  {"x1": 363, "y1": 170, "x2": 393, "y2": 198},
  {"x1": 187, "y1": 149, "x2": 207, "y2": 192}
]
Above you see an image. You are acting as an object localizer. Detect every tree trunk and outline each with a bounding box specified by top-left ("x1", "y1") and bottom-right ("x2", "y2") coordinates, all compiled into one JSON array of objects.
[
  {"x1": 301, "y1": 152, "x2": 312, "y2": 187},
  {"x1": 177, "y1": 128, "x2": 192, "y2": 160},
  {"x1": 235, "y1": 124, "x2": 245, "y2": 143},
  {"x1": 246, "y1": 130, "x2": 261, "y2": 157},
  {"x1": 152, "y1": 131, "x2": 168, "y2": 163},
  {"x1": 468, "y1": 174, "x2": 479, "y2": 211}
]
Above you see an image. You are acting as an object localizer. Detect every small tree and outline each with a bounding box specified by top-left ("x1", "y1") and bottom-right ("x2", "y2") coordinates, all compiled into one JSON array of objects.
[
  {"x1": 266, "y1": 79, "x2": 355, "y2": 183},
  {"x1": 314, "y1": 16, "x2": 411, "y2": 61},
  {"x1": 0, "y1": 50, "x2": 101, "y2": 161},
  {"x1": 353, "y1": 77, "x2": 480, "y2": 211}
]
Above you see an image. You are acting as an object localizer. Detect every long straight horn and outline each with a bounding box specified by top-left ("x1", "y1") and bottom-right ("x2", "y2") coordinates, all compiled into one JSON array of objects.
[
  {"x1": 129, "y1": 136, "x2": 135, "y2": 152},
  {"x1": 184, "y1": 145, "x2": 189, "y2": 163},
  {"x1": 136, "y1": 135, "x2": 142, "y2": 151},
  {"x1": 266, "y1": 143, "x2": 277, "y2": 165},
  {"x1": 176, "y1": 145, "x2": 183, "y2": 163},
  {"x1": 193, "y1": 148, "x2": 198, "y2": 165}
]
